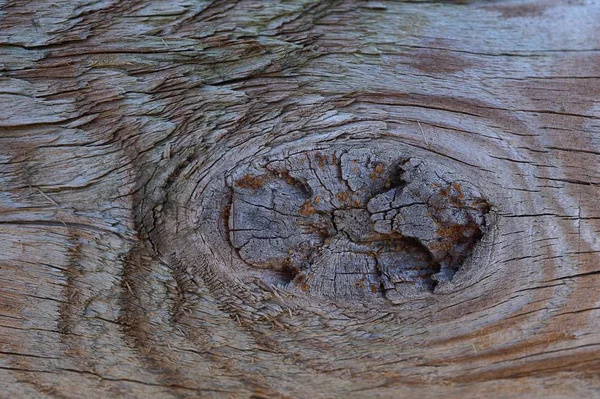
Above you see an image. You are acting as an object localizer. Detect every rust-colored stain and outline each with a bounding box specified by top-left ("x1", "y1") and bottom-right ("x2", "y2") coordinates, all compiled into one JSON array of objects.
[
  {"x1": 473, "y1": 198, "x2": 492, "y2": 211},
  {"x1": 235, "y1": 174, "x2": 264, "y2": 189},
  {"x1": 433, "y1": 220, "x2": 480, "y2": 253},
  {"x1": 268, "y1": 168, "x2": 299, "y2": 186},
  {"x1": 369, "y1": 162, "x2": 385, "y2": 180},
  {"x1": 449, "y1": 183, "x2": 466, "y2": 206},
  {"x1": 222, "y1": 204, "x2": 231, "y2": 221},
  {"x1": 299, "y1": 199, "x2": 316, "y2": 216},
  {"x1": 314, "y1": 152, "x2": 328, "y2": 168},
  {"x1": 439, "y1": 182, "x2": 466, "y2": 206},
  {"x1": 335, "y1": 190, "x2": 362, "y2": 208},
  {"x1": 336, "y1": 191, "x2": 350, "y2": 202}
]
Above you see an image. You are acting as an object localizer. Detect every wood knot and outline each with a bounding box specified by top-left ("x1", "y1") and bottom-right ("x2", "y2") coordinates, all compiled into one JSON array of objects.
[{"x1": 226, "y1": 148, "x2": 490, "y2": 301}]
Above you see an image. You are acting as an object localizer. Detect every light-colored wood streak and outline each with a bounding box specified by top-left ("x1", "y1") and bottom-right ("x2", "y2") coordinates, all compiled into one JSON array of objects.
[{"x1": 1, "y1": 0, "x2": 599, "y2": 397}]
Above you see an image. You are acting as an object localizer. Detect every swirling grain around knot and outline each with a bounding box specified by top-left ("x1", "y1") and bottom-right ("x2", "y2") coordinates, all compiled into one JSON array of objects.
[
  {"x1": 128, "y1": 120, "x2": 503, "y2": 393},
  {"x1": 125, "y1": 87, "x2": 600, "y2": 396},
  {"x1": 2, "y1": 1, "x2": 600, "y2": 398}
]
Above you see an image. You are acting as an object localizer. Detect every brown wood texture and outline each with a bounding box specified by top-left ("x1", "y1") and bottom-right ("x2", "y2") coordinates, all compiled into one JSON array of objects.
[{"x1": 1, "y1": 0, "x2": 600, "y2": 397}]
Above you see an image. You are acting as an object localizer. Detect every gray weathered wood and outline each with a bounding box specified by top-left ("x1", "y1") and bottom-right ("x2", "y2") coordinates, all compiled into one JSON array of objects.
[{"x1": 1, "y1": 0, "x2": 600, "y2": 397}]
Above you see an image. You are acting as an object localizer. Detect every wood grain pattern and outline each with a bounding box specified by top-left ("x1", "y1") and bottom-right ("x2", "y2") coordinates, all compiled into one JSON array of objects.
[{"x1": 1, "y1": 0, "x2": 599, "y2": 397}]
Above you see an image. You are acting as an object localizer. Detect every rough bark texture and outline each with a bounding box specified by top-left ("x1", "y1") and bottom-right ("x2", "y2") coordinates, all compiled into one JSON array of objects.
[{"x1": 1, "y1": 0, "x2": 600, "y2": 398}]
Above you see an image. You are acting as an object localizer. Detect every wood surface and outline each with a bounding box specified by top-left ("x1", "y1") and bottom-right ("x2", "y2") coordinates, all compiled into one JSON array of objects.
[{"x1": 1, "y1": 0, "x2": 600, "y2": 397}]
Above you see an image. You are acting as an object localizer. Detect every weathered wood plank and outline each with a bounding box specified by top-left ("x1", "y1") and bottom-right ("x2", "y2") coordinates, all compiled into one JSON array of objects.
[{"x1": 1, "y1": 0, "x2": 599, "y2": 397}]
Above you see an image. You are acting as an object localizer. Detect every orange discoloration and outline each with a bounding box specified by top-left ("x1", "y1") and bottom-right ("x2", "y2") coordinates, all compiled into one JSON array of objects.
[
  {"x1": 432, "y1": 220, "x2": 480, "y2": 253},
  {"x1": 299, "y1": 200, "x2": 316, "y2": 216},
  {"x1": 336, "y1": 191, "x2": 350, "y2": 202},
  {"x1": 451, "y1": 182, "x2": 465, "y2": 202},
  {"x1": 268, "y1": 168, "x2": 298, "y2": 186},
  {"x1": 355, "y1": 276, "x2": 366, "y2": 288},
  {"x1": 335, "y1": 191, "x2": 362, "y2": 208},
  {"x1": 369, "y1": 162, "x2": 385, "y2": 180},
  {"x1": 222, "y1": 204, "x2": 231, "y2": 221},
  {"x1": 440, "y1": 182, "x2": 466, "y2": 205},
  {"x1": 314, "y1": 152, "x2": 328, "y2": 168},
  {"x1": 235, "y1": 174, "x2": 264, "y2": 190}
]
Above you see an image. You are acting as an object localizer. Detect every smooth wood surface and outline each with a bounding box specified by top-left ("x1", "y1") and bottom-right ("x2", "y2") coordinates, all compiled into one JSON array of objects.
[{"x1": 1, "y1": 0, "x2": 600, "y2": 397}]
